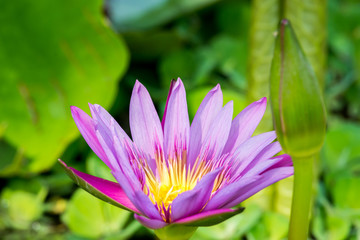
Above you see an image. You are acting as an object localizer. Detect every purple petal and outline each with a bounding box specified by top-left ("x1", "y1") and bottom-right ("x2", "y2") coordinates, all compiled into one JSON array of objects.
[
  {"x1": 58, "y1": 160, "x2": 139, "y2": 213},
  {"x1": 223, "y1": 97, "x2": 267, "y2": 154},
  {"x1": 187, "y1": 84, "x2": 223, "y2": 166},
  {"x1": 163, "y1": 78, "x2": 190, "y2": 158},
  {"x1": 230, "y1": 131, "x2": 277, "y2": 178},
  {"x1": 161, "y1": 79, "x2": 176, "y2": 129},
  {"x1": 132, "y1": 191, "x2": 163, "y2": 220},
  {"x1": 95, "y1": 129, "x2": 122, "y2": 171},
  {"x1": 171, "y1": 168, "x2": 222, "y2": 221},
  {"x1": 203, "y1": 176, "x2": 259, "y2": 211},
  {"x1": 70, "y1": 106, "x2": 109, "y2": 168},
  {"x1": 223, "y1": 166, "x2": 294, "y2": 208},
  {"x1": 239, "y1": 141, "x2": 282, "y2": 177},
  {"x1": 112, "y1": 170, "x2": 163, "y2": 220},
  {"x1": 134, "y1": 214, "x2": 168, "y2": 229},
  {"x1": 89, "y1": 103, "x2": 131, "y2": 142},
  {"x1": 243, "y1": 153, "x2": 292, "y2": 177},
  {"x1": 174, "y1": 208, "x2": 244, "y2": 227},
  {"x1": 197, "y1": 101, "x2": 233, "y2": 161},
  {"x1": 130, "y1": 80, "x2": 164, "y2": 159}
]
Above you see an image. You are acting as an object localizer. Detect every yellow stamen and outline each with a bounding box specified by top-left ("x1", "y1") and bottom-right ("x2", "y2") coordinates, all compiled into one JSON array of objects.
[{"x1": 142, "y1": 150, "x2": 225, "y2": 222}]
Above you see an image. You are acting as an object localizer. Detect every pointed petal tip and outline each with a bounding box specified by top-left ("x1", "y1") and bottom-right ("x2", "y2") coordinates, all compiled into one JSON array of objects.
[
  {"x1": 70, "y1": 106, "x2": 84, "y2": 119},
  {"x1": 258, "y1": 97, "x2": 267, "y2": 103},
  {"x1": 211, "y1": 84, "x2": 221, "y2": 93},
  {"x1": 133, "y1": 80, "x2": 143, "y2": 93},
  {"x1": 70, "y1": 105, "x2": 79, "y2": 112},
  {"x1": 57, "y1": 159, "x2": 66, "y2": 166},
  {"x1": 174, "y1": 78, "x2": 185, "y2": 90},
  {"x1": 225, "y1": 100, "x2": 234, "y2": 108}
]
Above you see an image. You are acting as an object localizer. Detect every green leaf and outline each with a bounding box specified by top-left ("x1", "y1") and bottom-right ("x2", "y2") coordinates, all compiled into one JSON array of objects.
[
  {"x1": 323, "y1": 121, "x2": 360, "y2": 171},
  {"x1": 62, "y1": 189, "x2": 131, "y2": 238},
  {"x1": 1, "y1": 185, "x2": 47, "y2": 229},
  {"x1": 0, "y1": 0, "x2": 129, "y2": 173},
  {"x1": 193, "y1": 204, "x2": 262, "y2": 240},
  {"x1": 247, "y1": 0, "x2": 279, "y2": 132},
  {"x1": 248, "y1": 0, "x2": 279, "y2": 102},
  {"x1": 326, "y1": 211, "x2": 351, "y2": 240},
  {"x1": 263, "y1": 212, "x2": 289, "y2": 240},
  {"x1": 107, "y1": 0, "x2": 221, "y2": 32},
  {"x1": 333, "y1": 176, "x2": 360, "y2": 209},
  {"x1": 0, "y1": 140, "x2": 25, "y2": 176}
]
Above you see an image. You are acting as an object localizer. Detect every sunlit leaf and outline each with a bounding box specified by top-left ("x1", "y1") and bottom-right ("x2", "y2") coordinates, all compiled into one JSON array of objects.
[
  {"x1": 247, "y1": 0, "x2": 279, "y2": 132},
  {"x1": 0, "y1": 184, "x2": 47, "y2": 229},
  {"x1": 0, "y1": 0, "x2": 129, "y2": 173},
  {"x1": 193, "y1": 204, "x2": 262, "y2": 240},
  {"x1": 333, "y1": 176, "x2": 360, "y2": 209},
  {"x1": 62, "y1": 189, "x2": 131, "y2": 238},
  {"x1": 323, "y1": 121, "x2": 360, "y2": 171}
]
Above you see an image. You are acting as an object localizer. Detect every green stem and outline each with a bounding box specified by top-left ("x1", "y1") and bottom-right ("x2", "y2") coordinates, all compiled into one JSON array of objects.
[{"x1": 288, "y1": 155, "x2": 314, "y2": 240}]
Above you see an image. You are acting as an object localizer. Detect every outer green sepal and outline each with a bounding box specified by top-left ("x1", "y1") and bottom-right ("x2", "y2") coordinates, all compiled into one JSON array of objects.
[
  {"x1": 270, "y1": 19, "x2": 326, "y2": 158},
  {"x1": 154, "y1": 225, "x2": 198, "y2": 240}
]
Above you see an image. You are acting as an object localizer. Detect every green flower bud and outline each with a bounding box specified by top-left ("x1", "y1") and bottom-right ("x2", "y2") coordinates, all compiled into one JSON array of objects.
[
  {"x1": 270, "y1": 19, "x2": 326, "y2": 158},
  {"x1": 154, "y1": 225, "x2": 197, "y2": 240}
]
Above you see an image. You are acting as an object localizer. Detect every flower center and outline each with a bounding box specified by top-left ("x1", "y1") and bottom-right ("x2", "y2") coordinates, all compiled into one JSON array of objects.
[
  {"x1": 144, "y1": 150, "x2": 201, "y2": 209},
  {"x1": 140, "y1": 148, "x2": 227, "y2": 222}
]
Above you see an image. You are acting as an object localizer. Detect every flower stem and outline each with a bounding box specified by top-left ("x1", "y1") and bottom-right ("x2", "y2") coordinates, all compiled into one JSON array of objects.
[{"x1": 288, "y1": 155, "x2": 314, "y2": 240}]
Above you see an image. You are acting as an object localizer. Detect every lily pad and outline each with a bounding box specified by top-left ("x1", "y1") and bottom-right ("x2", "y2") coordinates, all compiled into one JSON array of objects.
[
  {"x1": 62, "y1": 189, "x2": 131, "y2": 238},
  {"x1": 0, "y1": 0, "x2": 129, "y2": 173}
]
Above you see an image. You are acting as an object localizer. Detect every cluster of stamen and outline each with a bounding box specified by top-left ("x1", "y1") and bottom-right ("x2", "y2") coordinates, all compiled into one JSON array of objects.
[{"x1": 137, "y1": 144, "x2": 229, "y2": 222}]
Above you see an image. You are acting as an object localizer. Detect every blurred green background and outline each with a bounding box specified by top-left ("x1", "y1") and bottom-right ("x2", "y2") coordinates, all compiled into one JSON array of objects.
[{"x1": 0, "y1": 0, "x2": 359, "y2": 239}]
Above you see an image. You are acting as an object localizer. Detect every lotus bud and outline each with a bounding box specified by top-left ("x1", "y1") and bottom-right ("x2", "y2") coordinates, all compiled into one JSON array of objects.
[{"x1": 270, "y1": 19, "x2": 326, "y2": 158}]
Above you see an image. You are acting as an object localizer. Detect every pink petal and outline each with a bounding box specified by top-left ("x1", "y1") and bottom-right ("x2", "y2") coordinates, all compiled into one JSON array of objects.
[
  {"x1": 242, "y1": 152, "x2": 291, "y2": 177},
  {"x1": 58, "y1": 160, "x2": 139, "y2": 213},
  {"x1": 170, "y1": 168, "x2": 222, "y2": 221},
  {"x1": 223, "y1": 166, "x2": 294, "y2": 208},
  {"x1": 239, "y1": 141, "x2": 282, "y2": 177},
  {"x1": 231, "y1": 131, "x2": 277, "y2": 177},
  {"x1": 223, "y1": 97, "x2": 267, "y2": 154},
  {"x1": 161, "y1": 79, "x2": 176, "y2": 129},
  {"x1": 112, "y1": 169, "x2": 163, "y2": 220},
  {"x1": 187, "y1": 84, "x2": 223, "y2": 166},
  {"x1": 174, "y1": 208, "x2": 244, "y2": 226},
  {"x1": 134, "y1": 214, "x2": 168, "y2": 229},
  {"x1": 203, "y1": 176, "x2": 259, "y2": 211},
  {"x1": 163, "y1": 78, "x2": 190, "y2": 158},
  {"x1": 197, "y1": 101, "x2": 233, "y2": 162},
  {"x1": 129, "y1": 80, "x2": 164, "y2": 159},
  {"x1": 88, "y1": 103, "x2": 132, "y2": 142},
  {"x1": 70, "y1": 106, "x2": 110, "y2": 168}
]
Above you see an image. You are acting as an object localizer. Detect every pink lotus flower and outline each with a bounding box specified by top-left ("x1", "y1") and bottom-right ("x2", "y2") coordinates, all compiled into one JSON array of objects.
[{"x1": 59, "y1": 79, "x2": 293, "y2": 230}]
